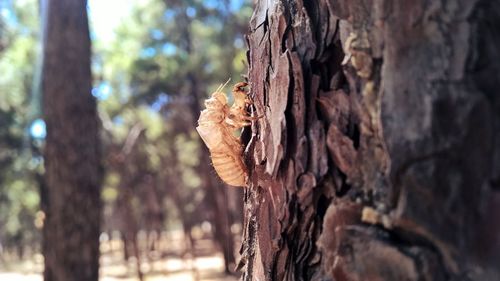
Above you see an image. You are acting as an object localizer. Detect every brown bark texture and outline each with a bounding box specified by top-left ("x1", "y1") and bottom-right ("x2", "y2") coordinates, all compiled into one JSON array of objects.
[
  {"x1": 240, "y1": 0, "x2": 500, "y2": 280},
  {"x1": 41, "y1": 0, "x2": 102, "y2": 280}
]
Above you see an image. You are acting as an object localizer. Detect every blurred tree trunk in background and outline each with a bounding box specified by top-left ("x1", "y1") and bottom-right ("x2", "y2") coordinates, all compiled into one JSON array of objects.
[
  {"x1": 165, "y1": 0, "x2": 238, "y2": 269},
  {"x1": 187, "y1": 75, "x2": 236, "y2": 273},
  {"x1": 41, "y1": 0, "x2": 102, "y2": 280},
  {"x1": 240, "y1": 0, "x2": 500, "y2": 280},
  {"x1": 112, "y1": 124, "x2": 146, "y2": 281}
]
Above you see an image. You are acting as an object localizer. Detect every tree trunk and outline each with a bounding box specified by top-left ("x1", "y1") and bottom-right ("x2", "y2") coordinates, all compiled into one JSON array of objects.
[
  {"x1": 207, "y1": 174, "x2": 236, "y2": 273},
  {"x1": 41, "y1": 0, "x2": 102, "y2": 280},
  {"x1": 240, "y1": 0, "x2": 500, "y2": 280}
]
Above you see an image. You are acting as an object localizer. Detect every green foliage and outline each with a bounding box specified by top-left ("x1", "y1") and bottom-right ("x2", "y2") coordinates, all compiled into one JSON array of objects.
[
  {"x1": 128, "y1": 0, "x2": 252, "y2": 102},
  {"x1": 0, "y1": 0, "x2": 41, "y2": 253},
  {"x1": 0, "y1": 0, "x2": 251, "y2": 255},
  {"x1": 94, "y1": 0, "x2": 251, "y2": 228}
]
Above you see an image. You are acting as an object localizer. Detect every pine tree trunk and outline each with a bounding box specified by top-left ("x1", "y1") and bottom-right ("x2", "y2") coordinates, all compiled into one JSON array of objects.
[
  {"x1": 41, "y1": 0, "x2": 102, "y2": 280},
  {"x1": 188, "y1": 74, "x2": 237, "y2": 273},
  {"x1": 240, "y1": 0, "x2": 500, "y2": 280}
]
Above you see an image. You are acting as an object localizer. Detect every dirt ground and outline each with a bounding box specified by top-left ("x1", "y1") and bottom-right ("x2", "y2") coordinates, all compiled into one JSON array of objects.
[
  {"x1": 0, "y1": 255, "x2": 238, "y2": 281},
  {"x1": 0, "y1": 231, "x2": 239, "y2": 281}
]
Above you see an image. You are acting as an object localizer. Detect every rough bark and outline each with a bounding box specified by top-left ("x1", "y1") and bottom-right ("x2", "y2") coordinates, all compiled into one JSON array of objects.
[
  {"x1": 240, "y1": 0, "x2": 500, "y2": 280},
  {"x1": 41, "y1": 1, "x2": 102, "y2": 280}
]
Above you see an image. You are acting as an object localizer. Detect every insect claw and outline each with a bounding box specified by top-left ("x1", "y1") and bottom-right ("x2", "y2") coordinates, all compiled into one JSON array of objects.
[
  {"x1": 244, "y1": 115, "x2": 262, "y2": 121},
  {"x1": 233, "y1": 82, "x2": 248, "y2": 92}
]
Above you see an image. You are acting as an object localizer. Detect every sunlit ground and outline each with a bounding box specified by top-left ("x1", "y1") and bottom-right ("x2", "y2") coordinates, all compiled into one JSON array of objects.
[{"x1": 0, "y1": 230, "x2": 238, "y2": 281}]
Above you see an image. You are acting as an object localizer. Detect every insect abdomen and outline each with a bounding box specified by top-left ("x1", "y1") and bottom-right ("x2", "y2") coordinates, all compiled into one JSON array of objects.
[{"x1": 210, "y1": 151, "x2": 247, "y2": 187}]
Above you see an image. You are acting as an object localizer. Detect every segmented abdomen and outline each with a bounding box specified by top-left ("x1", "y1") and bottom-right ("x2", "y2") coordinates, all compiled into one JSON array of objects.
[{"x1": 210, "y1": 151, "x2": 247, "y2": 187}]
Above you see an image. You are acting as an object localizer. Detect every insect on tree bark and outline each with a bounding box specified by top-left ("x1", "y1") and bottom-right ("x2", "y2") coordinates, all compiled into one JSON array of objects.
[{"x1": 197, "y1": 82, "x2": 256, "y2": 187}]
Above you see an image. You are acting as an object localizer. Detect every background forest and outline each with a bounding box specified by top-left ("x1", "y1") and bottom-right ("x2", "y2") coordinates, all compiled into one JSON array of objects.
[
  {"x1": 0, "y1": 0, "x2": 252, "y2": 280},
  {"x1": 3, "y1": 0, "x2": 500, "y2": 281}
]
